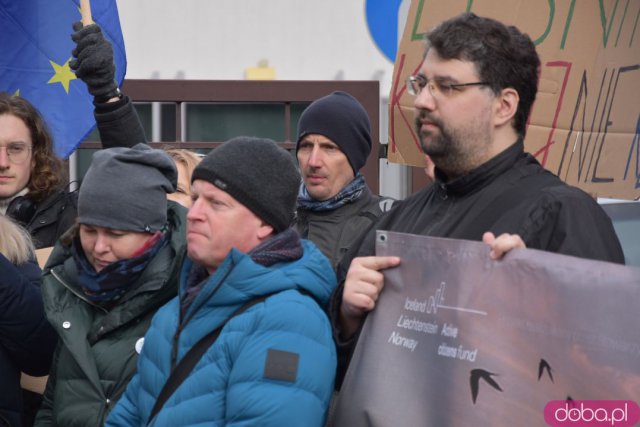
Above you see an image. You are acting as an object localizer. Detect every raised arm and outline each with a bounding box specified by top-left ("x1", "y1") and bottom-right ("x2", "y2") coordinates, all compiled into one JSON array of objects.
[{"x1": 70, "y1": 22, "x2": 147, "y2": 148}]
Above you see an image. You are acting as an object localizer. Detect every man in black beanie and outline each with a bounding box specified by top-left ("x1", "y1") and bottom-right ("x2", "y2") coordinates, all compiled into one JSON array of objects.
[
  {"x1": 107, "y1": 137, "x2": 338, "y2": 427},
  {"x1": 295, "y1": 91, "x2": 393, "y2": 269}
]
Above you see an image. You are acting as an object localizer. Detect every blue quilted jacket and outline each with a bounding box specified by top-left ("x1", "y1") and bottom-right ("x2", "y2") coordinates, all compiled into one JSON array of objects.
[{"x1": 106, "y1": 239, "x2": 337, "y2": 427}]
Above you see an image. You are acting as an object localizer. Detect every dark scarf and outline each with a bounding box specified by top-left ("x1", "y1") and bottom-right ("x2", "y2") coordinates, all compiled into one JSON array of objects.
[
  {"x1": 297, "y1": 173, "x2": 366, "y2": 212},
  {"x1": 72, "y1": 231, "x2": 169, "y2": 303},
  {"x1": 181, "y1": 228, "x2": 303, "y2": 315},
  {"x1": 248, "y1": 227, "x2": 303, "y2": 267}
]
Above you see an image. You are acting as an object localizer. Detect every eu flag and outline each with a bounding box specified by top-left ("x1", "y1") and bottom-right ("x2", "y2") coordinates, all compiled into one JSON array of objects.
[{"x1": 0, "y1": 0, "x2": 126, "y2": 159}]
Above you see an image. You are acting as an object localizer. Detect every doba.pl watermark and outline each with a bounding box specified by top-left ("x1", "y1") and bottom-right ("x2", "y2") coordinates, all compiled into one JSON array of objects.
[{"x1": 544, "y1": 400, "x2": 640, "y2": 426}]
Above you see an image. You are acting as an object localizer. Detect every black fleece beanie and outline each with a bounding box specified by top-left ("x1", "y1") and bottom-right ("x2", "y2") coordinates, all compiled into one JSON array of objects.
[
  {"x1": 191, "y1": 137, "x2": 300, "y2": 232},
  {"x1": 296, "y1": 91, "x2": 372, "y2": 174}
]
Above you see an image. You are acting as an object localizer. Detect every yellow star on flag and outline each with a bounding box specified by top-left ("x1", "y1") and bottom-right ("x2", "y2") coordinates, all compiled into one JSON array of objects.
[
  {"x1": 47, "y1": 59, "x2": 77, "y2": 93},
  {"x1": 13, "y1": 89, "x2": 20, "y2": 97}
]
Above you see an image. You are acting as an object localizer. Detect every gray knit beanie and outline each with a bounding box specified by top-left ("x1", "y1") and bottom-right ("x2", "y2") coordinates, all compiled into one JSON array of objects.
[
  {"x1": 78, "y1": 143, "x2": 177, "y2": 233},
  {"x1": 191, "y1": 137, "x2": 300, "y2": 232},
  {"x1": 296, "y1": 91, "x2": 372, "y2": 174}
]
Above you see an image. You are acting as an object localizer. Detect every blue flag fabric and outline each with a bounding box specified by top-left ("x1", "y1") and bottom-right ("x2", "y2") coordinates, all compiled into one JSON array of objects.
[{"x1": 0, "y1": 0, "x2": 126, "y2": 159}]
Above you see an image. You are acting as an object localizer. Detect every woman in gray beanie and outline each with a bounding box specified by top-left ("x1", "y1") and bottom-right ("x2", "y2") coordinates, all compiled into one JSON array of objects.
[{"x1": 34, "y1": 143, "x2": 188, "y2": 427}]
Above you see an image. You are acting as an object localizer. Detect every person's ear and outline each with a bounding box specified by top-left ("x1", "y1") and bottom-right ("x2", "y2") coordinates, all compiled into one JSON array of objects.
[
  {"x1": 493, "y1": 87, "x2": 519, "y2": 128},
  {"x1": 257, "y1": 222, "x2": 274, "y2": 240}
]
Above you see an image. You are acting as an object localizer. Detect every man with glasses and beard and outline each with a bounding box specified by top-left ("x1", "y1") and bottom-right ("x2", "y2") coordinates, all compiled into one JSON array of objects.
[{"x1": 329, "y1": 12, "x2": 624, "y2": 388}]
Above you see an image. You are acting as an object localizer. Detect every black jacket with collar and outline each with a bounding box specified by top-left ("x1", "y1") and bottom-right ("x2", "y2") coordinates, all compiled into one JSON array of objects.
[
  {"x1": 295, "y1": 186, "x2": 394, "y2": 270},
  {"x1": 23, "y1": 189, "x2": 77, "y2": 250}
]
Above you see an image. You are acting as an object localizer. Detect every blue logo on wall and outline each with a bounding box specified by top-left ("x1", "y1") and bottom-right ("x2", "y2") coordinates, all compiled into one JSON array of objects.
[{"x1": 365, "y1": 0, "x2": 404, "y2": 62}]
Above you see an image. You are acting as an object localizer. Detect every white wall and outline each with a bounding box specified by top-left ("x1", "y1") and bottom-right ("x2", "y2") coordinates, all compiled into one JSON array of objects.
[{"x1": 117, "y1": 0, "x2": 395, "y2": 97}]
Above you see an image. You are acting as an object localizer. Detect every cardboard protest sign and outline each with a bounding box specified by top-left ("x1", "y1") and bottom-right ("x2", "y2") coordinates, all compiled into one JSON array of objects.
[
  {"x1": 332, "y1": 231, "x2": 640, "y2": 426},
  {"x1": 389, "y1": 0, "x2": 640, "y2": 200}
]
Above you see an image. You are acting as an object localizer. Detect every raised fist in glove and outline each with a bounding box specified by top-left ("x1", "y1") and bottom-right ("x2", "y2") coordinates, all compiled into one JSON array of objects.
[{"x1": 70, "y1": 22, "x2": 119, "y2": 102}]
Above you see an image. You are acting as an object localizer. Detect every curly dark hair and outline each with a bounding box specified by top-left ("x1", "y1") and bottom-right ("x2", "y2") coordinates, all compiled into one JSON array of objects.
[
  {"x1": 425, "y1": 13, "x2": 540, "y2": 138},
  {"x1": 0, "y1": 93, "x2": 64, "y2": 201}
]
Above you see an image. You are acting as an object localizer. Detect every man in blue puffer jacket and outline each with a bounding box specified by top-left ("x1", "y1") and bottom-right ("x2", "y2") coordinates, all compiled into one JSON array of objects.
[{"x1": 107, "y1": 137, "x2": 337, "y2": 427}]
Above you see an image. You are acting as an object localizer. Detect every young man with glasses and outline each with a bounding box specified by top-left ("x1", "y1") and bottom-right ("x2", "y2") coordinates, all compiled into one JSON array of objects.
[
  {"x1": 0, "y1": 94, "x2": 79, "y2": 250},
  {"x1": 329, "y1": 12, "x2": 624, "y2": 388}
]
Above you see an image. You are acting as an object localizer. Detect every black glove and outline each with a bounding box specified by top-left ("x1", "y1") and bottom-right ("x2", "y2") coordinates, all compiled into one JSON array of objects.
[{"x1": 70, "y1": 21, "x2": 119, "y2": 102}]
